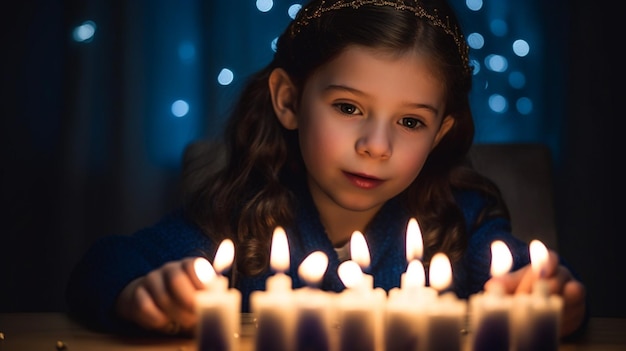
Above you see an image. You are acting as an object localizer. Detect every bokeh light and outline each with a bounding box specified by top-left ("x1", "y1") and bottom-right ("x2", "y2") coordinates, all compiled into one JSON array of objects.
[
  {"x1": 72, "y1": 20, "x2": 96, "y2": 42},
  {"x1": 217, "y1": 68, "x2": 234, "y2": 85}
]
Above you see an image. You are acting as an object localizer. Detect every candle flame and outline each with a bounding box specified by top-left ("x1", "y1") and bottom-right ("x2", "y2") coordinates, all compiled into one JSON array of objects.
[
  {"x1": 429, "y1": 252, "x2": 452, "y2": 291},
  {"x1": 490, "y1": 240, "x2": 513, "y2": 278},
  {"x1": 405, "y1": 259, "x2": 426, "y2": 288},
  {"x1": 193, "y1": 257, "x2": 216, "y2": 286},
  {"x1": 350, "y1": 231, "x2": 370, "y2": 269},
  {"x1": 529, "y1": 239, "x2": 549, "y2": 277},
  {"x1": 213, "y1": 238, "x2": 235, "y2": 274},
  {"x1": 270, "y1": 226, "x2": 290, "y2": 273},
  {"x1": 406, "y1": 218, "x2": 424, "y2": 262},
  {"x1": 337, "y1": 260, "x2": 364, "y2": 289},
  {"x1": 298, "y1": 251, "x2": 328, "y2": 286}
]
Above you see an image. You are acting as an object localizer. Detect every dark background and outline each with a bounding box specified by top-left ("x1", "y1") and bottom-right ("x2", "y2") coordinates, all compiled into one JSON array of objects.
[{"x1": 1, "y1": 0, "x2": 623, "y2": 317}]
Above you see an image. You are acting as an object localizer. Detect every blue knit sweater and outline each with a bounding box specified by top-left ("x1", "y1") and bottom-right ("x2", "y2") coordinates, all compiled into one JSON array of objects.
[{"x1": 66, "y1": 187, "x2": 531, "y2": 334}]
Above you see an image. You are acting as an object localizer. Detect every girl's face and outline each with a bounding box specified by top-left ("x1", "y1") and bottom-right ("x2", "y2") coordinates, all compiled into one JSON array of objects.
[{"x1": 277, "y1": 45, "x2": 453, "y2": 217}]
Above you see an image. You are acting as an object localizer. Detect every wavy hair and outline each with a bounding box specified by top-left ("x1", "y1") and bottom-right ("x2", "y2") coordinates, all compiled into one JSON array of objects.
[{"x1": 183, "y1": 0, "x2": 509, "y2": 276}]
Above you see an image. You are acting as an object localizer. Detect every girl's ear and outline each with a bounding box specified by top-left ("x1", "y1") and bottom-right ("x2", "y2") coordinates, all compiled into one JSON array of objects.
[
  {"x1": 268, "y1": 68, "x2": 298, "y2": 130},
  {"x1": 432, "y1": 115, "x2": 455, "y2": 149}
]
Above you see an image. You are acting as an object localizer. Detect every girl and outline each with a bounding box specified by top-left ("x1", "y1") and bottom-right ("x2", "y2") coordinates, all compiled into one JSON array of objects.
[{"x1": 66, "y1": 0, "x2": 587, "y2": 339}]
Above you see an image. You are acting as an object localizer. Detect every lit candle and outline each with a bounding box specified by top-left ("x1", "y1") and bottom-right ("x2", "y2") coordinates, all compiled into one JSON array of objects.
[
  {"x1": 429, "y1": 252, "x2": 453, "y2": 292},
  {"x1": 249, "y1": 226, "x2": 294, "y2": 351},
  {"x1": 385, "y1": 218, "x2": 436, "y2": 351},
  {"x1": 336, "y1": 260, "x2": 386, "y2": 351},
  {"x1": 424, "y1": 252, "x2": 466, "y2": 351},
  {"x1": 196, "y1": 239, "x2": 241, "y2": 351},
  {"x1": 512, "y1": 239, "x2": 563, "y2": 351},
  {"x1": 386, "y1": 260, "x2": 437, "y2": 351},
  {"x1": 213, "y1": 238, "x2": 235, "y2": 289},
  {"x1": 350, "y1": 230, "x2": 374, "y2": 289},
  {"x1": 405, "y1": 217, "x2": 423, "y2": 261},
  {"x1": 294, "y1": 251, "x2": 334, "y2": 351},
  {"x1": 398, "y1": 217, "x2": 431, "y2": 291},
  {"x1": 469, "y1": 240, "x2": 514, "y2": 351}
]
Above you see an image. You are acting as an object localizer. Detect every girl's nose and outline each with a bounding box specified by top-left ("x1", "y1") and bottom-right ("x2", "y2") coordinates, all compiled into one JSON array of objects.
[{"x1": 355, "y1": 120, "x2": 392, "y2": 159}]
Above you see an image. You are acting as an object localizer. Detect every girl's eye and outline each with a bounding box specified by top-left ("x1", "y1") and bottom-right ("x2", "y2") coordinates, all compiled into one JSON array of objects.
[
  {"x1": 400, "y1": 117, "x2": 423, "y2": 129},
  {"x1": 334, "y1": 103, "x2": 361, "y2": 115}
]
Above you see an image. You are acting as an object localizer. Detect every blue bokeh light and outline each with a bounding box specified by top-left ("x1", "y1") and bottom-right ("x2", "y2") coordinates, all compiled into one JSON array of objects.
[
  {"x1": 485, "y1": 54, "x2": 508, "y2": 73},
  {"x1": 508, "y1": 71, "x2": 526, "y2": 89},
  {"x1": 217, "y1": 68, "x2": 235, "y2": 85},
  {"x1": 488, "y1": 94, "x2": 508, "y2": 113},
  {"x1": 516, "y1": 97, "x2": 533, "y2": 115},
  {"x1": 256, "y1": 0, "x2": 273, "y2": 12},
  {"x1": 490, "y1": 19, "x2": 508, "y2": 37},
  {"x1": 512, "y1": 39, "x2": 530, "y2": 57},
  {"x1": 467, "y1": 32, "x2": 485, "y2": 50},
  {"x1": 288, "y1": 4, "x2": 302, "y2": 19},
  {"x1": 72, "y1": 20, "x2": 97, "y2": 43},
  {"x1": 171, "y1": 100, "x2": 190, "y2": 117},
  {"x1": 470, "y1": 59, "x2": 481, "y2": 75},
  {"x1": 465, "y1": 0, "x2": 483, "y2": 11}
]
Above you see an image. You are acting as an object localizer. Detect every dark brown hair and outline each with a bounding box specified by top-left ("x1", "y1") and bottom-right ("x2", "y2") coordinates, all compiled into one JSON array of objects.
[{"x1": 183, "y1": 0, "x2": 508, "y2": 276}]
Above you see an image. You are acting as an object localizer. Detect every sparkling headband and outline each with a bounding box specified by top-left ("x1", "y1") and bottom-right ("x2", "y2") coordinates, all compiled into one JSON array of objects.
[{"x1": 289, "y1": 0, "x2": 471, "y2": 75}]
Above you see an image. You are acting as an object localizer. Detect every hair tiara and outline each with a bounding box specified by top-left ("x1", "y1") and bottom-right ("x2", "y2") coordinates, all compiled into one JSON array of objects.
[{"x1": 289, "y1": 0, "x2": 471, "y2": 75}]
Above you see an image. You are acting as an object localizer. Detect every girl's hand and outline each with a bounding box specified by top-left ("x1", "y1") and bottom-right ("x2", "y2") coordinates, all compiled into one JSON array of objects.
[
  {"x1": 115, "y1": 257, "x2": 209, "y2": 336},
  {"x1": 484, "y1": 249, "x2": 587, "y2": 337}
]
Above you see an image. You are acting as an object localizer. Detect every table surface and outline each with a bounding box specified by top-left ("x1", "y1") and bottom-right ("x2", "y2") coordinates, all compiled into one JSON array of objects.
[{"x1": 0, "y1": 313, "x2": 625, "y2": 351}]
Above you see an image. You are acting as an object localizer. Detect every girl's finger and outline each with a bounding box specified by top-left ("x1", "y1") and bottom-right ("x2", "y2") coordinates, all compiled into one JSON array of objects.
[
  {"x1": 143, "y1": 265, "x2": 176, "y2": 316},
  {"x1": 131, "y1": 283, "x2": 170, "y2": 330},
  {"x1": 182, "y1": 256, "x2": 214, "y2": 289},
  {"x1": 484, "y1": 265, "x2": 529, "y2": 294},
  {"x1": 163, "y1": 262, "x2": 201, "y2": 312}
]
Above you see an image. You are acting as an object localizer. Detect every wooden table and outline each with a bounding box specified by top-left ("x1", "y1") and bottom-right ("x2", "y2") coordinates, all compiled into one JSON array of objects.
[{"x1": 1, "y1": 313, "x2": 625, "y2": 350}]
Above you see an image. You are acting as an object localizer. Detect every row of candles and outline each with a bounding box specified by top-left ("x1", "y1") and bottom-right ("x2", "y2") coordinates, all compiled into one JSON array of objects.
[{"x1": 194, "y1": 219, "x2": 563, "y2": 351}]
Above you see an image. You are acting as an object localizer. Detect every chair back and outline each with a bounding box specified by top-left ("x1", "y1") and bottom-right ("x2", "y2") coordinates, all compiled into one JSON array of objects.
[{"x1": 468, "y1": 143, "x2": 558, "y2": 250}]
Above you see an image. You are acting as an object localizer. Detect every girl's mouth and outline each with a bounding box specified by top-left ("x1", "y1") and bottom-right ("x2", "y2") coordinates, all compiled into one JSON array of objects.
[{"x1": 343, "y1": 171, "x2": 384, "y2": 189}]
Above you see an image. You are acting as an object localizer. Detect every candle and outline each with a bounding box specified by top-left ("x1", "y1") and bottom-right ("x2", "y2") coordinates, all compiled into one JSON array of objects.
[
  {"x1": 336, "y1": 260, "x2": 386, "y2": 351},
  {"x1": 350, "y1": 230, "x2": 374, "y2": 289},
  {"x1": 512, "y1": 239, "x2": 563, "y2": 351},
  {"x1": 386, "y1": 260, "x2": 436, "y2": 351},
  {"x1": 249, "y1": 226, "x2": 294, "y2": 351},
  {"x1": 213, "y1": 238, "x2": 235, "y2": 290},
  {"x1": 469, "y1": 240, "x2": 514, "y2": 351},
  {"x1": 293, "y1": 251, "x2": 334, "y2": 351},
  {"x1": 385, "y1": 218, "x2": 436, "y2": 351},
  {"x1": 196, "y1": 239, "x2": 241, "y2": 351},
  {"x1": 423, "y1": 252, "x2": 466, "y2": 351},
  {"x1": 429, "y1": 252, "x2": 453, "y2": 293},
  {"x1": 398, "y1": 217, "x2": 430, "y2": 290},
  {"x1": 405, "y1": 217, "x2": 423, "y2": 261}
]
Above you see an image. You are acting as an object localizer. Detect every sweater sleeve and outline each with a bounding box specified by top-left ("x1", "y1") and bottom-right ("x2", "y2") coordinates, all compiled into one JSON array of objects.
[
  {"x1": 65, "y1": 209, "x2": 213, "y2": 333},
  {"x1": 452, "y1": 190, "x2": 530, "y2": 298}
]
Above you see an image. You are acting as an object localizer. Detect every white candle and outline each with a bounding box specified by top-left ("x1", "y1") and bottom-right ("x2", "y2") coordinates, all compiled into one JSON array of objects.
[
  {"x1": 349, "y1": 230, "x2": 375, "y2": 290},
  {"x1": 196, "y1": 239, "x2": 241, "y2": 351},
  {"x1": 386, "y1": 261, "x2": 436, "y2": 351},
  {"x1": 293, "y1": 251, "x2": 334, "y2": 351},
  {"x1": 512, "y1": 239, "x2": 563, "y2": 351},
  {"x1": 469, "y1": 240, "x2": 514, "y2": 351},
  {"x1": 385, "y1": 218, "x2": 436, "y2": 351},
  {"x1": 249, "y1": 226, "x2": 294, "y2": 351},
  {"x1": 424, "y1": 252, "x2": 466, "y2": 351},
  {"x1": 336, "y1": 260, "x2": 386, "y2": 351},
  {"x1": 398, "y1": 217, "x2": 431, "y2": 291}
]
